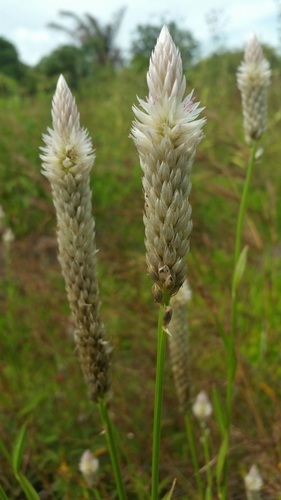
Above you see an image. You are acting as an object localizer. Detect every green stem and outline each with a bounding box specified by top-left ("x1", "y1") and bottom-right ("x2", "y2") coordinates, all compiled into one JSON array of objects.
[
  {"x1": 185, "y1": 413, "x2": 204, "y2": 500},
  {"x1": 221, "y1": 141, "x2": 257, "y2": 498},
  {"x1": 151, "y1": 304, "x2": 167, "y2": 500},
  {"x1": 228, "y1": 140, "x2": 256, "y2": 422},
  {"x1": 202, "y1": 426, "x2": 212, "y2": 500},
  {"x1": 98, "y1": 398, "x2": 126, "y2": 500},
  {"x1": 234, "y1": 140, "x2": 257, "y2": 265}
]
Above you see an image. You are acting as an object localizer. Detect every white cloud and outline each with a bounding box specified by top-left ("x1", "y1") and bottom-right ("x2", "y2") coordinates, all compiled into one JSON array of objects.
[{"x1": 0, "y1": 0, "x2": 279, "y2": 65}]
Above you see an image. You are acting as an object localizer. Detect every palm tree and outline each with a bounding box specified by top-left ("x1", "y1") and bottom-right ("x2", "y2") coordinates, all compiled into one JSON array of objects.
[{"x1": 48, "y1": 7, "x2": 126, "y2": 67}]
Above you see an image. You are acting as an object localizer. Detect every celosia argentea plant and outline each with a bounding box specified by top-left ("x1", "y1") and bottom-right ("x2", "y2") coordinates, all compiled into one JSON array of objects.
[
  {"x1": 131, "y1": 25, "x2": 205, "y2": 500},
  {"x1": 40, "y1": 75, "x2": 126, "y2": 500}
]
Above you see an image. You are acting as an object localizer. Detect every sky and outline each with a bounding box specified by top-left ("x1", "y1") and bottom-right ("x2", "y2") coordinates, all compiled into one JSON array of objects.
[{"x1": 0, "y1": 0, "x2": 279, "y2": 66}]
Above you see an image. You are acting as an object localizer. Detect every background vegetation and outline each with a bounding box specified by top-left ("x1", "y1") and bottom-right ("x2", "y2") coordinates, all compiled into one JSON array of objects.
[{"x1": 1, "y1": 9, "x2": 281, "y2": 499}]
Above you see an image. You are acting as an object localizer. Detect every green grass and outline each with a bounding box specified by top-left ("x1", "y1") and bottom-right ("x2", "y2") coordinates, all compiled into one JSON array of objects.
[{"x1": 1, "y1": 51, "x2": 281, "y2": 498}]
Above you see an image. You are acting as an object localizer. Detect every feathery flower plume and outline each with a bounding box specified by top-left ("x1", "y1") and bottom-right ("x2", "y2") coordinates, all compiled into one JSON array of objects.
[
  {"x1": 79, "y1": 450, "x2": 99, "y2": 487},
  {"x1": 192, "y1": 391, "x2": 212, "y2": 424},
  {"x1": 237, "y1": 33, "x2": 271, "y2": 144},
  {"x1": 244, "y1": 464, "x2": 263, "y2": 500},
  {"x1": 40, "y1": 75, "x2": 111, "y2": 402},
  {"x1": 131, "y1": 26, "x2": 205, "y2": 306},
  {"x1": 168, "y1": 280, "x2": 191, "y2": 412}
]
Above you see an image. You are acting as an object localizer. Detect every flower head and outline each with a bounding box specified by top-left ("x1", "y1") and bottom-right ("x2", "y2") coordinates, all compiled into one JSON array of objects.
[
  {"x1": 131, "y1": 26, "x2": 205, "y2": 306},
  {"x1": 237, "y1": 33, "x2": 271, "y2": 144},
  {"x1": 245, "y1": 464, "x2": 263, "y2": 499},
  {"x1": 41, "y1": 75, "x2": 111, "y2": 402},
  {"x1": 192, "y1": 391, "x2": 212, "y2": 423},
  {"x1": 79, "y1": 450, "x2": 99, "y2": 487},
  {"x1": 2, "y1": 227, "x2": 15, "y2": 246}
]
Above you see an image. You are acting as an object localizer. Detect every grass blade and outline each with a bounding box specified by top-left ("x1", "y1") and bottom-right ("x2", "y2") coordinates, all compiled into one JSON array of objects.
[
  {"x1": 0, "y1": 484, "x2": 9, "y2": 500},
  {"x1": 12, "y1": 424, "x2": 27, "y2": 478},
  {"x1": 212, "y1": 386, "x2": 226, "y2": 437},
  {"x1": 0, "y1": 436, "x2": 12, "y2": 465},
  {"x1": 18, "y1": 473, "x2": 40, "y2": 500}
]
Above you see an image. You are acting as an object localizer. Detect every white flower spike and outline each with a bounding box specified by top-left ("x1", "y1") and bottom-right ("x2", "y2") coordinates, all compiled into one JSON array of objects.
[
  {"x1": 131, "y1": 26, "x2": 205, "y2": 305},
  {"x1": 237, "y1": 34, "x2": 271, "y2": 144},
  {"x1": 41, "y1": 75, "x2": 112, "y2": 402}
]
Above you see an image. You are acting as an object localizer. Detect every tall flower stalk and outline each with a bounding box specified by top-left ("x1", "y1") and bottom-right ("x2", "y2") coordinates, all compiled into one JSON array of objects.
[
  {"x1": 131, "y1": 26, "x2": 205, "y2": 499},
  {"x1": 218, "y1": 35, "x2": 271, "y2": 500},
  {"x1": 40, "y1": 75, "x2": 125, "y2": 500}
]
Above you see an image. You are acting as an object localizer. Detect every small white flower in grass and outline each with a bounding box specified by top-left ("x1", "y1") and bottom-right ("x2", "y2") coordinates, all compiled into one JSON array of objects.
[
  {"x1": 192, "y1": 391, "x2": 212, "y2": 423},
  {"x1": 131, "y1": 26, "x2": 205, "y2": 306},
  {"x1": 2, "y1": 228, "x2": 15, "y2": 245},
  {"x1": 79, "y1": 450, "x2": 99, "y2": 487},
  {"x1": 245, "y1": 465, "x2": 263, "y2": 500},
  {"x1": 237, "y1": 33, "x2": 271, "y2": 144}
]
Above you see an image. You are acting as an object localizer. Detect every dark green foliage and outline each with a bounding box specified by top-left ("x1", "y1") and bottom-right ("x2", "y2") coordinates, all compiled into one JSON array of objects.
[
  {"x1": 0, "y1": 37, "x2": 21, "y2": 79},
  {"x1": 36, "y1": 45, "x2": 86, "y2": 89},
  {"x1": 130, "y1": 21, "x2": 199, "y2": 71}
]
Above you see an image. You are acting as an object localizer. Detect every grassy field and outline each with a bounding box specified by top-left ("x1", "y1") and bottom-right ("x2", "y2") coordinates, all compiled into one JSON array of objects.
[{"x1": 1, "y1": 49, "x2": 281, "y2": 499}]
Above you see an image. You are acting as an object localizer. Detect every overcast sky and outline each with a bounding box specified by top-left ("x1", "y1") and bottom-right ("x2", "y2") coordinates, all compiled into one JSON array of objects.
[{"x1": 0, "y1": 0, "x2": 279, "y2": 66}]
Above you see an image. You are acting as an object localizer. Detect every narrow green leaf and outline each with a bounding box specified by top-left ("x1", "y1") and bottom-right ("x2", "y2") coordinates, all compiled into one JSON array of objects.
[
  {"x1": 212, "y1": 386, "x2": 226, "y2": 436},
  {"x1": 215, "y1": 316, "x2": 229, "y2": 350},
  {"x1": 12, "y1": 424, "x2": 27, "y2": 477},
  {"x1": 232, "y1": 246, "x2": 248, "y2": 296},
  {"x1": 19, "y1": 392, "x2": 48, "y2": 417},
  {"x1": 162, "y1": 478, "x2": 177, "y2": 500},
  {"x1": 216, "y1": 435, "x2": 229, "y2": 487},
  {"x1": 0, "y1": 484, "x2": 10, "y2": 500},
  {"x1": 18, "y1": 474, "x2": 40, "y2": 500},
  {"x1": 0, "y1": 435, "x2": 12, "y2": 465}
]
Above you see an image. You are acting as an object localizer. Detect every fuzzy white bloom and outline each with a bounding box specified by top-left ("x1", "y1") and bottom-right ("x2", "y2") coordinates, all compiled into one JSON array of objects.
[
  {"x1": 40, "y1": 75, "x2": 112, "y2": 402},
  {"x1": 131, "y1": 26, "x2": 205, "y2": 306},
  {"x1": 79, "y1": 450, "x2": 99, "y2": 487},
  {"x1": 245, "y1": 465, "x2": 263, "y2": 500},
  {"x1": 168, "y1": 280, "x2": 191, "y2": 412},
  {"x1": 192, "y1": 391, "x2": 212, "y2": 422},
  {"x1": 2, "y1": 227, "x2": 15, "y2": 245},
  {"x1": 237, "y1": 33, "x2": 271, "y2": 144}
]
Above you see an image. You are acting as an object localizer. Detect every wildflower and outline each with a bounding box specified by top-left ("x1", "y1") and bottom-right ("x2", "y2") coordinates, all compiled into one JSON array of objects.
[
  {"x1": 244, "y1": 464, "x2": 263, "y2": 500},
  {"x1": 192, "y1": 391, "x2": 212, "y2": 423},
  {"x1": 168, "y1": 280, "x2": 191, "y2": 412},
  {"x1": 79, "y1": 450, "x2": 99, "y2": 487},
  {"x1": 40, "y1": 75, "x2": 112, "y2": 402},
  {"x1": 237, "y1": 33, "x2": 271, "y2": 144},
  {"x1": 131, "y1": 26, "x2": 205, "y2": 305},
  {"x1": 2, "y1": 227, "x2": 15, "y2": 246}
]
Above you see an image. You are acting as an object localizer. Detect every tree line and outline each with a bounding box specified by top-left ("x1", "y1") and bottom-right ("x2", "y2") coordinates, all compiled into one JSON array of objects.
[{"x1": 0, "y1": 9, "x2": 199, "y2": 95}]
